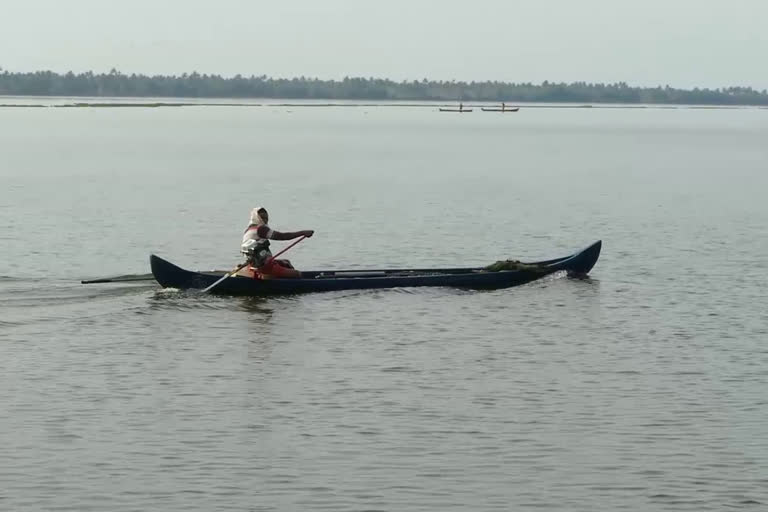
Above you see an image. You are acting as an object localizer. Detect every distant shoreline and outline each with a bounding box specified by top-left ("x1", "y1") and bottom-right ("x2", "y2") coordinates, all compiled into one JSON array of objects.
[
  {"x1": 1, "y1": 99, "x2": 766, "y2": 109},
  {"x1": 2, "y1": 70, "x2": 767, "y2": 106}
]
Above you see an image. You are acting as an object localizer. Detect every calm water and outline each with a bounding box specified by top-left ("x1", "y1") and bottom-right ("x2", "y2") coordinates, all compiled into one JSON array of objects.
[{"x1": 1, "y1": 103, "x2": 767, "y2": 511}]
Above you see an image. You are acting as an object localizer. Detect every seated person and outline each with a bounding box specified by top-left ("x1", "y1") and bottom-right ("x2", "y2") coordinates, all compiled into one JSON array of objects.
[{"x1": 239, "y1": 206, "x2": 314, "y2": 279}]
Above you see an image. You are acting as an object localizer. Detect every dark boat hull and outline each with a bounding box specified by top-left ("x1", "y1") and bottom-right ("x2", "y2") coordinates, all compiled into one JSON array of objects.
[
  {"x1": 150, "y1": 241, "x2": 601, "y2": 296},
  {"x1": 481, "y1": 107, "x2": 520, "y2": 112}
]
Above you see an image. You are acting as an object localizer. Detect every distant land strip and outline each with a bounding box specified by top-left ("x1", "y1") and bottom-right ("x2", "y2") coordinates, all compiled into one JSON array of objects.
[
  {"x1": 1, "y1": 102, "x2": 767, "y2": 109},
  {"x1": 1, "y1": 69, "x2": 768, "y2": 106}
]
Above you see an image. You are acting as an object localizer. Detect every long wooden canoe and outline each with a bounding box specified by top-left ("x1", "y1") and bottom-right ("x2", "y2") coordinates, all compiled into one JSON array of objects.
[{"x1": 149, "y1": 241, "x2": 602, "y2": 296}]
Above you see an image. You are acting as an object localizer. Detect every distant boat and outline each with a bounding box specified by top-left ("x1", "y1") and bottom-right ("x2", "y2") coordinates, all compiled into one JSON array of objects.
[
  {"x1": 439, "y1": 102, "x2": 473, "y2": 113},
  {"x1": 481, "y1": 102, "x2": 519, "y2": 112}
]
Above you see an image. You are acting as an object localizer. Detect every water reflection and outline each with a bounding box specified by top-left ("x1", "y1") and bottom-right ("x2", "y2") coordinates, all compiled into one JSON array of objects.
[{"x1": 239, "y1": 297, "x2": 275, "y2": 322}]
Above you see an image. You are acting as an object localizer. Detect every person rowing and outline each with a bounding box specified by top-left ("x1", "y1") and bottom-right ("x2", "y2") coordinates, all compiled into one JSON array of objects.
[{"x1": 240, "y1": 207, "x2": 314, "y2": 279}]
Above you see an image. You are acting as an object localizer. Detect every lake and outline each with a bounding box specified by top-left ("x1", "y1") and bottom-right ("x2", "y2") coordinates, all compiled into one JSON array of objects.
[{"x1": 1, "y1": 102, "x2": 767, "y2": 511}]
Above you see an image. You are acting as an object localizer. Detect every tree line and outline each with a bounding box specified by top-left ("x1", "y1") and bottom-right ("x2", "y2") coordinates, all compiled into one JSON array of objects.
[{"x1": 1, "y1": 69, "x2": 767, "y2": 105}]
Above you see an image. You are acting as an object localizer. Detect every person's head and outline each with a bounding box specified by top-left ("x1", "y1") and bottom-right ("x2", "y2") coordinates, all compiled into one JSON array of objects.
[{"x1": 250, "y1": 207, "x2": 269, "y2": 226}]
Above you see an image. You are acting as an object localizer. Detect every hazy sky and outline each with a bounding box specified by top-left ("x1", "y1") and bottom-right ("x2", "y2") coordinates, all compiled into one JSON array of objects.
[{"x1": 2, "y1": 0, "x2": 767, "y2": 89}]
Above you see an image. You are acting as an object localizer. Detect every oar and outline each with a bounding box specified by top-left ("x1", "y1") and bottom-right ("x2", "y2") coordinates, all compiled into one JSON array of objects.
[
  {"x1": 82, "y1": 274, "x2": 155, "y2": 284},
  {"x1": 263, "y1": 235, "x2": 307, "y2": 266},
  {"x1": 201, "y1": 261, "x2": 250, "y2": 294},
  {"x1": 201, "y1": 235, "x2": 307, "y2": 294}
]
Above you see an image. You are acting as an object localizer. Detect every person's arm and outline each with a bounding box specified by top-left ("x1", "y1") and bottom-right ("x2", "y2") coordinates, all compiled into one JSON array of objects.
[{"x1": 269, "y1": 229, "x2": 314, "y2": 241}]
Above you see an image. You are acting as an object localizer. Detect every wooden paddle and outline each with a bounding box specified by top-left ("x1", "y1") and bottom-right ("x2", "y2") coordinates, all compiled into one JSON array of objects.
[
  {"x1": 262, "y1": 235, "x2": 307, "y2": 266},
  {"x1": 82, "y1": 274, "x2": 155, "y2": 284},
  {"x1": 201, "y1": 235, "x2": 307, "y2": 294},
  {"x1": 201, "y1": 261, "x2": 250, "y2": 294}
]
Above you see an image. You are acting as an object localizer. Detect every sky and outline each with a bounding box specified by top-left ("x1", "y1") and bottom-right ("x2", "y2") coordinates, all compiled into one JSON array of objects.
[{"x1": 2, "y1": 0, "x2": 767, "y2": 89}]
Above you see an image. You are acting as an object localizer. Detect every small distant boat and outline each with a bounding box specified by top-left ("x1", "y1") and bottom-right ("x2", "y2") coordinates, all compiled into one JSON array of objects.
[
  {"x1": 481, "y1": 102, "x2": 520, "y2": 112},
  {"x1": 439, "y1": 102, "x2": 473, "y2": 113}
]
